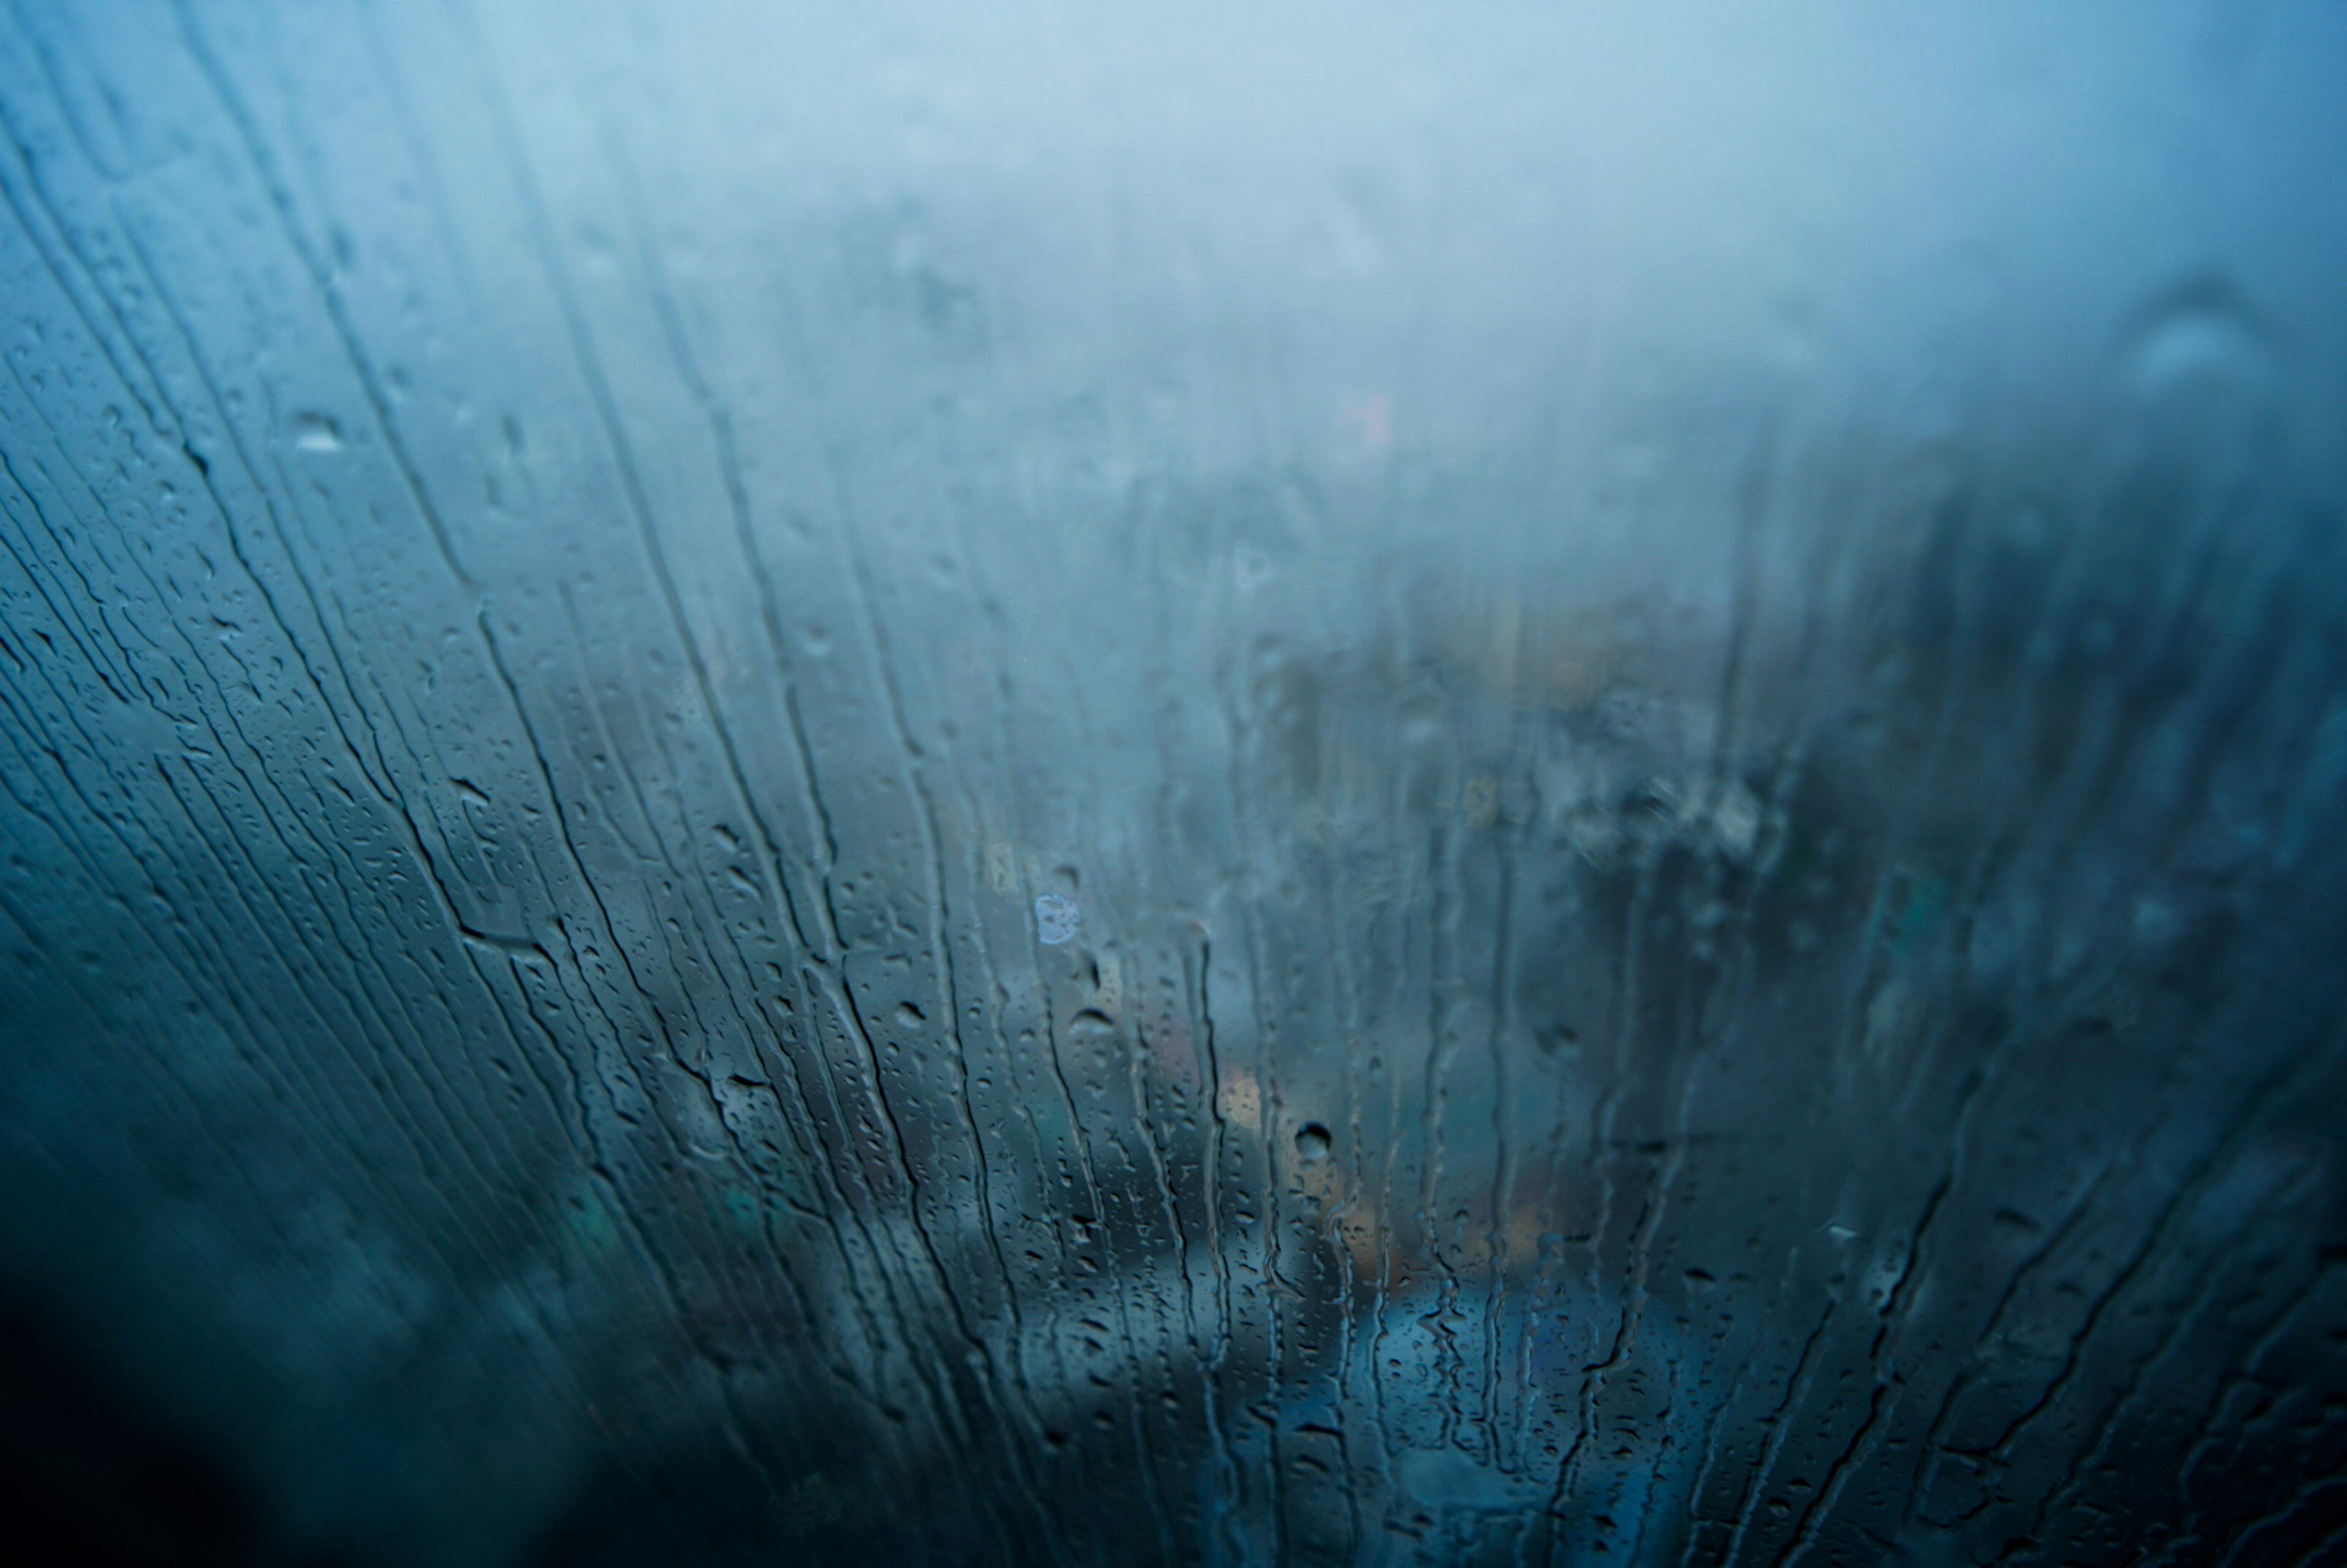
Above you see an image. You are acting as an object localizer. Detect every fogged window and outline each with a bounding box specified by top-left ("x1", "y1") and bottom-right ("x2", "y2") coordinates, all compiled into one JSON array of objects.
[{"x1": 3, "y1": 4, "x2": 2345, "y2": 1565}]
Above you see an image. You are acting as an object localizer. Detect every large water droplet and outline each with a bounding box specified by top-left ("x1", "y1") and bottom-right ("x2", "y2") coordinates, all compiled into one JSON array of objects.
[{"x1": 1034, "y1": 893, "x2": 1080, "y2": 945}]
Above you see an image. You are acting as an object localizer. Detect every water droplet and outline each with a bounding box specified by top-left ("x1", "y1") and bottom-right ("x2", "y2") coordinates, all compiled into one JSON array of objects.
[
  {"x1": 1295, "y1": 1123, "x2": 1332, "y2": 1163},
  {"x1": 1034, "y1": 893, "x2": 1080, "y2": 945},
  {"x1": 290, "y1": 411, "x2": 343, "y2": 452}
]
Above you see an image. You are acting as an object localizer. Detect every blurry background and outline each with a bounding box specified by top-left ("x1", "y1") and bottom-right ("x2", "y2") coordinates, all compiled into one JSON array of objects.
[{"x1": 2, "y1": 2, "x2": 2346, "y2": 1563}]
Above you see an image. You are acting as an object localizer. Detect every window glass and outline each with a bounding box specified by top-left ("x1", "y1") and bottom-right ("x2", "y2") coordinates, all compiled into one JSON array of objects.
[{"x1": 2, "y1": 4, "x2": 2345, "y2": 1563}]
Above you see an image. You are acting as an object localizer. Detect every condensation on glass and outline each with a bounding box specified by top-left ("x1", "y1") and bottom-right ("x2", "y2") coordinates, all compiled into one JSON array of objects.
[{"x1": 1, "y1": 4, "x2": 2345, "y2": 1565}]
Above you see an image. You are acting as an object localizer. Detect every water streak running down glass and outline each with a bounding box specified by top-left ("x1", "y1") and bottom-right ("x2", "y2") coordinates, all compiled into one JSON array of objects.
[{"x1": 1, "y1": 4, "x2": 2345, "y2": 1564}]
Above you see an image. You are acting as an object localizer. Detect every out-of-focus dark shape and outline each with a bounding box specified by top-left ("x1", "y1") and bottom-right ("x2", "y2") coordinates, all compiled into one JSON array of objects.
[{"x1": 0, "y1": 1303, "x2": 263, "y2": 1566}]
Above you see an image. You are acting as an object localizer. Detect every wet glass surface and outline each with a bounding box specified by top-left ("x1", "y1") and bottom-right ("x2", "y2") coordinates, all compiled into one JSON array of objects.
[{"x1": 3, "y1": 4, "x2": 2346, "y2": 1564}]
